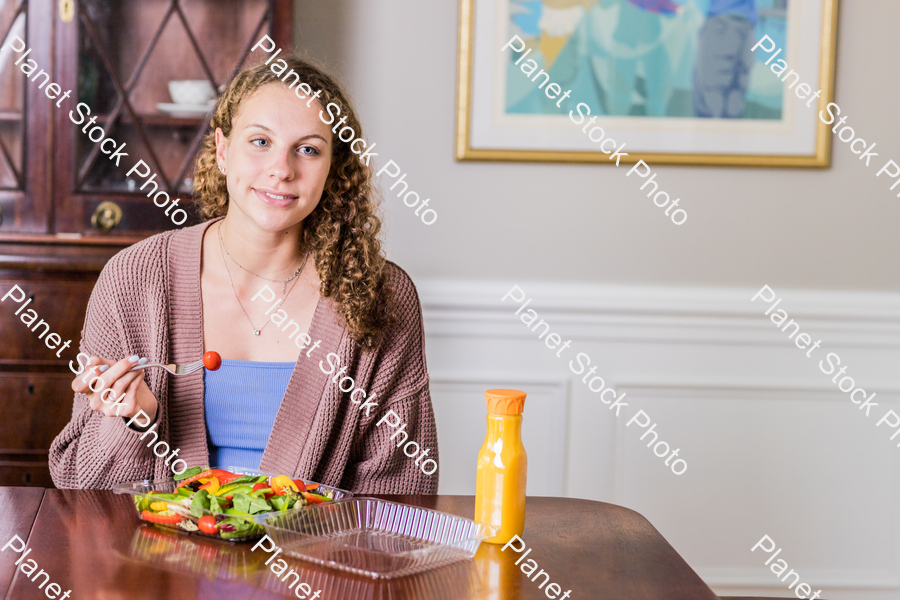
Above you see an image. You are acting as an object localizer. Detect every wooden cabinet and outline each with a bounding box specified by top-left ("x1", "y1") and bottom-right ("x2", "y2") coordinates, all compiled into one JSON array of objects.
[
  {"x1": 0, "y1": 277, "x2": 94, "y2": 360},
  {"x1": 0, "y1": 0, "x2": 293, "y2": 486},
  {"x1": 0, "y1": 373, "x2": 76, "y2": 486}
]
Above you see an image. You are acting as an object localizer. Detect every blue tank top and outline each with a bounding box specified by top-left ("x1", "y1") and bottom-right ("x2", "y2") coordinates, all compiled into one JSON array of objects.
[{"x1": 203, "y1": 359, "x2": 295, "y2": 470}]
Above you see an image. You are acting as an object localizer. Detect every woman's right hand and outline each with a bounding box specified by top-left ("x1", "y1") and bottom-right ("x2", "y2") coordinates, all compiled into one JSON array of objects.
[{"x1": 72, "y1": 355, "x2": 159, "y2": 426}]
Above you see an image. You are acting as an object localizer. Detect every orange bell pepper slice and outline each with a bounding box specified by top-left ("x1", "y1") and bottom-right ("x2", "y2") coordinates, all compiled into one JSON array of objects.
[
  {"x1": 302, "y1": 491, "x2": 328, "y2": 505},
  {"x1": 270, "y1": 475, "x2": 299, "y2": 496},
  {"x1": 142, "y1": 510, "x2": 182, "y2": 524},
  {"x1": 198, "y1": 476, "x2": 220, "y2": 495}
]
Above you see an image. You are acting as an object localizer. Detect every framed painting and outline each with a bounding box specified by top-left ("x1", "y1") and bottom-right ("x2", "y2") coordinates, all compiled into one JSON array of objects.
[{"x1": 456, "y1": 0, "x2": 839, "y2": 166}]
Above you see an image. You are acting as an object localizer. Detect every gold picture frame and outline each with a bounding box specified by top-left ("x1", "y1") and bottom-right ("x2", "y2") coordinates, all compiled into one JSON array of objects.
[{"x1": 456, "y1": 0, "x2": 840, "y2": 167}]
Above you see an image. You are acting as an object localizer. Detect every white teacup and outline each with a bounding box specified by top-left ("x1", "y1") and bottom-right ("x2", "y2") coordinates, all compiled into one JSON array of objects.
[{"x1": 168, "y1": 80, "x2": 215, "y2": 105}]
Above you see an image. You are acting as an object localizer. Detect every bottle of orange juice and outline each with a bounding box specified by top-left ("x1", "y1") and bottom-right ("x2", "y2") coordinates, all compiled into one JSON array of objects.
[{"x1": 474, "y1": 388, "x2": 527, "y2": 545}]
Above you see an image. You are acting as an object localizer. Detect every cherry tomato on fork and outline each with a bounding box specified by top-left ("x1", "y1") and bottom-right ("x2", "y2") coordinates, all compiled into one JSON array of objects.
[{"x1": 203, "y1": 351, "x2": 222, "y2": 371}]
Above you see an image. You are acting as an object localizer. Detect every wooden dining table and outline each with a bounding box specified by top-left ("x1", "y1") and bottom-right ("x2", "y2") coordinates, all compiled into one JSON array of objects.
[{"x1": 0, "y1": 487, "x2": 781, "y2": 600}]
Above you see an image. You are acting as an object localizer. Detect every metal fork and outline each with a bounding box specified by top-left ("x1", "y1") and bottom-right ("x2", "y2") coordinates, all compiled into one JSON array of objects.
[{"x1": 130, "y1": 358, "x2": 204, "y2": 376}]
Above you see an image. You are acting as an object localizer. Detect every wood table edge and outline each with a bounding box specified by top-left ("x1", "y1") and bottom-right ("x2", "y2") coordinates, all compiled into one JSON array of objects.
[{"x1": 0, "y1": 487, "x2": 46, "y2": 600}]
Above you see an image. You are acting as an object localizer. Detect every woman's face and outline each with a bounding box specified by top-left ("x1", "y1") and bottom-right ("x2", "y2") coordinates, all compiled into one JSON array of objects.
[{"x1": 216, "y1": 83, "x2": 333, "y2": 234}]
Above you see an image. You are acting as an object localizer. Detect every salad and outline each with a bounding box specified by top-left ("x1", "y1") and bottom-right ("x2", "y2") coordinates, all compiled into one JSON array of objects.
[{"x1": 132, "y1": 466, "x2": 335, "y2": 541}]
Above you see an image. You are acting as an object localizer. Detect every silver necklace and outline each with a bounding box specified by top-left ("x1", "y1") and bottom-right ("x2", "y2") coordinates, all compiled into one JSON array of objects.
[
  {"x1": 218, "y1": 223, "x2": 305, "y2": 295},
  {"x1": 217, "y1": 222, "x2": 310, "y2": 336}
]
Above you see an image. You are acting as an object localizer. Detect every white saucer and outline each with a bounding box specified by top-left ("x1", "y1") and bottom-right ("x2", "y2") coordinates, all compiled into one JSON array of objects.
[{"x1": 156, "y1": 102, "x2": 215, "y2": 118}]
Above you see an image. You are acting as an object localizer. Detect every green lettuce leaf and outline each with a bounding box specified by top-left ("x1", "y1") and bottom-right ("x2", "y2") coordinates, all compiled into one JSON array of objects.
[
  {"x1": 269, "y1": 495, "x2": 296, "y2": 512},
  {"x1": 174, "y1": 466, "x2": 205, "y2": 481},
  {"x1": 224, "y1": 475, "x2": 267, "y2": 486},
  {"x1": 219, "y1": 517, "x2": 262, "y2": 539},
  {"x1": 232, "y1": 492, "x2": 271, "y2": 514},
  {"x1": 208, "y1": 493, "x2": 223, "y2": 514},
  {"x1": 190, "y1": 489, "x2": 210, "y2": 518}
]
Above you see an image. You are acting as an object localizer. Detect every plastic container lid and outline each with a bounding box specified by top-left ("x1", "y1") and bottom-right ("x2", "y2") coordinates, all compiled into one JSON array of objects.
[
  {"x1": 484, "y1": 389, "x2": 526, "y2": 415},
  {"x1": 255, "y1": 497, "x2": 493, "y2": 579}
]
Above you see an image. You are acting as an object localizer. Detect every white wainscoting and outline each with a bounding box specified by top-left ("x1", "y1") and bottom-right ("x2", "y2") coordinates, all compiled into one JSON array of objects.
[{"x1": 417, "y1": 280, "x2": 900, "y2": 600}]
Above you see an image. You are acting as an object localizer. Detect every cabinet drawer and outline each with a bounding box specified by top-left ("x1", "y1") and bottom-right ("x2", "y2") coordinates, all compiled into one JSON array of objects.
[
  {"x1": 0, "y1": 463, "x2": 54, "y2": 487},
  {"x1": 0, "y1": 279, "x2": 94, "y2": 360},
  {"x1": 0, "y1": 373, "x2": 75, "y2": 450}
]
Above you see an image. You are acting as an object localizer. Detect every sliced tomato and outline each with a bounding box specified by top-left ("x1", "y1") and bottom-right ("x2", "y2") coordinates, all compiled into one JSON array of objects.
[
  {"x1": 142, "y1": 510, "x2": 182, "y2": 524},
  {"x1": 251, "y1": 481, "x2": 276, "y2": 499},
  {"x1": 198, "y1": 515, "x2": 218, "y2": 535}
]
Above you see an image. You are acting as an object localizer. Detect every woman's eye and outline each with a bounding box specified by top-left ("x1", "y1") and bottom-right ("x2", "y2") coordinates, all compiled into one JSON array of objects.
[
  {"x1": 251, "y1": 138, "x2": 269, "y2": 148},
  {"x1": 299, "y1": 146, "x2": 319, "y2": 156}
]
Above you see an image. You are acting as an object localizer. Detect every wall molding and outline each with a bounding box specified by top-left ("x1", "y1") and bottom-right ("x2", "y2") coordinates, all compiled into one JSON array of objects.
[{"x1": 417, "y1": 280, "x2": 900, "y2": 347}]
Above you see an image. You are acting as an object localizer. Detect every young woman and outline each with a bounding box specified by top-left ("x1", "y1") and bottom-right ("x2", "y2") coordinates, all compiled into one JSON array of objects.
[{"x1": 49, "y1": 56, "x2": 438, "y2": 494}]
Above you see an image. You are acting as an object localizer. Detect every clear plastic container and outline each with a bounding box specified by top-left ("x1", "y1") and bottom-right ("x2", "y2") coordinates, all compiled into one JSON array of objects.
[
  {"x1": 255, "y1": 497, "x2": 495, "y2": 579},
  {"x1": 254, "y1": 554, "x2": 479, "y2": 599},
  {"x1": 122, "y1": 525, "x2": 479, "y2": 597},
  {"x1": 113, "y1": 466, "x2": 352, "y2": 543}
]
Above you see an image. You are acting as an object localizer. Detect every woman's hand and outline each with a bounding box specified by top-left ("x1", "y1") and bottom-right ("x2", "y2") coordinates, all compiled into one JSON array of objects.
[{"x1": 72, "y1": 355, "x2": 159, "y2": 425}]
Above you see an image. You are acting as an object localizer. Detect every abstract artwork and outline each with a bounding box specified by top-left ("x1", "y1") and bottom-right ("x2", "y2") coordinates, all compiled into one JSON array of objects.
[{"x1": 457, "y1": 0, "x2": 839, "y2": 166}]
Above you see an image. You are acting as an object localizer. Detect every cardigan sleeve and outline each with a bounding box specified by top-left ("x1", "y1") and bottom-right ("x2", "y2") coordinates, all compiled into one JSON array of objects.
[
  {"x1": 48, "y1": 247, "x2": 160, "y2": 489},
  {"x1": 340, "y1": 264, "x2": 439, "y2": 494},
  {"x1": 345, "y1": 381, "x2": 439, "y2": 495}
]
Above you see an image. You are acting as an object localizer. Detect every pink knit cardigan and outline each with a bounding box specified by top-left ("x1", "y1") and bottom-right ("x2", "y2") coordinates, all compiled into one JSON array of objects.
[{"x1": 49, "y1": 218, "x2": 439, "y2": 494}]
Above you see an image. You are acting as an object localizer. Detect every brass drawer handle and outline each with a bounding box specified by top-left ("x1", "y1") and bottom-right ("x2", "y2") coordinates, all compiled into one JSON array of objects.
[
  {"x1": 60, "y1": 0, "x2": 75, "y2": 23},
  {"x1": 91, "y1": 201, "x2": 122, "y2": 233}
]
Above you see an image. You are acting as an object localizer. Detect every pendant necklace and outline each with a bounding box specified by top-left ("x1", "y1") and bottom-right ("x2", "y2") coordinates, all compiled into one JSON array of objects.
[
  {"x1": 218, "y1": 223, "x2": 305, "y2": 295},
  {"x1": 217, "y1": 222, "x2": 309, "y2": 336}
]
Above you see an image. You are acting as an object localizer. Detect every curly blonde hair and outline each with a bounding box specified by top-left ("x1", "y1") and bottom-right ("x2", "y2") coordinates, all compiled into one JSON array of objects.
[{"x1": 193, "y1": 55, "x2": 391, "y2": 347}]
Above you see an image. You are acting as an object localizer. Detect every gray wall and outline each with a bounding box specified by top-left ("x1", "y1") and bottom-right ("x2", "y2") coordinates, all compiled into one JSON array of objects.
[{"x1": 293, "y1": 1, "x2": 900, "y2": 291}]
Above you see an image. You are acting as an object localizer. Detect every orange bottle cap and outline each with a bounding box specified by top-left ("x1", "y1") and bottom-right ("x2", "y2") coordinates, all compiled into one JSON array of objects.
[{"x1": 485, "y1": 389, "x2": 526, "y2": 415}]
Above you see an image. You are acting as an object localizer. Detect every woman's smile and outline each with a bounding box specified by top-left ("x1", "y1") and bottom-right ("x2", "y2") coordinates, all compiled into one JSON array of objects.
[{"x1": 253, "y1": 187, "x2": 299, "y2": 207}]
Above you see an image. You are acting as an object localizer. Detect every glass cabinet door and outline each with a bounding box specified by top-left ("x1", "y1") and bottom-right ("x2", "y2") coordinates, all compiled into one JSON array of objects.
[
  {"x1": 0, "y1": 0, "x2": 54, "y2": 235},
  {"x1": 54, "y1": 0, "x2": 288, "y2": 237},
  {"x1": 0, "y1": 2, "x2": 25, "y2": 194},
  {"x1": 0, "y1": 0, "x2": 38, "y2": 233}
]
